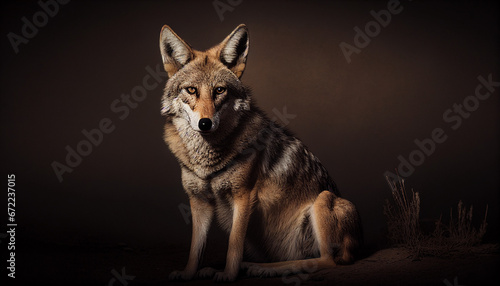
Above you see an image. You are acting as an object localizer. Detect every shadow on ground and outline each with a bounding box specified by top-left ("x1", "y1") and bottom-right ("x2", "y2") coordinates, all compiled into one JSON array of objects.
[{"x1": 13, "y1": 239, "x2": 500, "y2": 286}]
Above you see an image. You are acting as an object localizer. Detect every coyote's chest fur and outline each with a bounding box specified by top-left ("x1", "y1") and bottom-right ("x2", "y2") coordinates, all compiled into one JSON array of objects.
[{"x1": 164, "y1": 114, "x2": 249, "y2": 180}]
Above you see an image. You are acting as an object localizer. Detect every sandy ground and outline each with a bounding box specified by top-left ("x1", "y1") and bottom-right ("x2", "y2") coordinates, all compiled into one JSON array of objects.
[{"x1": 12, "y1": 241, "x2": 499, "y2": 286}]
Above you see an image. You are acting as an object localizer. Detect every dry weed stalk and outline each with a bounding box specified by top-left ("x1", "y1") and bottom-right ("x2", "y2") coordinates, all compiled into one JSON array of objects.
[{"x1": 383, "y1": 177, "x2": 421, "y2": 249}]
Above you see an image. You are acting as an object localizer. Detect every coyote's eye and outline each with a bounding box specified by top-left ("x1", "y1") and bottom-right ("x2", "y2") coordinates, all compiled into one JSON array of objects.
[
  {"x1": 214, "y1": 87, "x2": 226, "y2": 95},
  {"x1": 186, "y1": 87, "x2": 197, "y2": 95}
]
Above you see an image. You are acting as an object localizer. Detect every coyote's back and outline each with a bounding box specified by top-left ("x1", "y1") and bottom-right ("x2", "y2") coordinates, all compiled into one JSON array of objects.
[{"x1": 160, "y1": 24, "x2": 362, "y2": 282}]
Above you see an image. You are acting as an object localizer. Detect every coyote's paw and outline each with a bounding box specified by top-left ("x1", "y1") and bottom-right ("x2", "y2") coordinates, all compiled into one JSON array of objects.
[
  {"x1": 240, "y1": 262, "x2": 255, "y2": 270},
  {"x1": 246, "y1": 265, "x2": 279, "y2": 277},
  {"x1": 197, "y1": 267, "x2": 217, "y2": 279},
  {"x1": 168, "y1": 270, "x2": 195, "y2": 281},
  {"x1": 214, "y1": 271, "x2": 237, "y2": 282}
]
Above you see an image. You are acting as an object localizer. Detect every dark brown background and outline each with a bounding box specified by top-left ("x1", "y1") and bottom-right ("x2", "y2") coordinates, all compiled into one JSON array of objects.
[{"x1": 1, "y1": 0, "x2": 498, "y2": 284}]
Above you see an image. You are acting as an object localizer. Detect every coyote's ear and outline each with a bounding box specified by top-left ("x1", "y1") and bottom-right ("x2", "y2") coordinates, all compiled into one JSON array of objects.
[
  {"x1": 159, "y1": 25, "x2": 194, "y2": 77},
  {"x1": 219, "y1": 24, "x2": 249, "y2": 79}
]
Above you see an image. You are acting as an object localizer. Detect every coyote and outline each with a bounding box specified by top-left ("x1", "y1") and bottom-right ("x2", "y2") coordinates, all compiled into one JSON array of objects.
[{"x1": 160, "y1": 24, "x2": 362, "y2": 282}]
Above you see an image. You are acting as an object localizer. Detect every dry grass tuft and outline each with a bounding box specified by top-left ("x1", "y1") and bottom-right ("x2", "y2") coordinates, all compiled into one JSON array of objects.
[
  {"x1": 384, "y1": 176, "x2": 488, "y2": 258},
  {"x1": 383, "y1": 178, "x2": 421, "y2": 249}
]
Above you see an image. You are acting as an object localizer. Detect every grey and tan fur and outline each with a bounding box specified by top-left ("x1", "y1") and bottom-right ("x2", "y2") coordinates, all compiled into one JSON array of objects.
[{"x1": 160, "y1": 24, "x2": 362, "y2": 282}]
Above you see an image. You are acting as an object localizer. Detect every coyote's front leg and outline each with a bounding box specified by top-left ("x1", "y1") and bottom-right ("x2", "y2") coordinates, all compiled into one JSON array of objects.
[
  {"x1": 169, "y1": 195, "x2": 213, "y2": 281},
  {"x1": 214, "y1": 191, "x2": 252, "y2": 282}
]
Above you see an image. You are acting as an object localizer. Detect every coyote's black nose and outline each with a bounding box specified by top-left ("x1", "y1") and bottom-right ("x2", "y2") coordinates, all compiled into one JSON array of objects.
[{"x1": 198, "y1": 118, "x2": 212, "y2": 131}]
